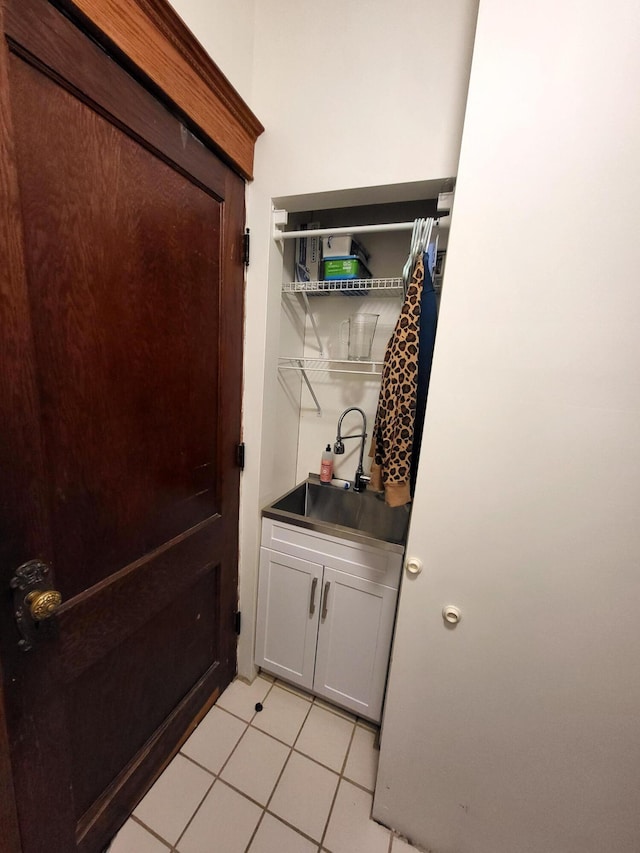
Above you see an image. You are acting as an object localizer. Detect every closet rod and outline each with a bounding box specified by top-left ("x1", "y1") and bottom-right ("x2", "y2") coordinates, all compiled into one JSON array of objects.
[{"x1": 273, "y1": 221, "x2": 417, "y2": 241}]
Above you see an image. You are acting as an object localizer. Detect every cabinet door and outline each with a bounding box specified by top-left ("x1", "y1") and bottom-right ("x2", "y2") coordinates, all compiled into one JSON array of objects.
[
  {"x1": 314, "y1": 567, "x2": 398, "y2": 722},
  {"x1": 255, "y1": 548, "x2": 322, "y2": 690}
]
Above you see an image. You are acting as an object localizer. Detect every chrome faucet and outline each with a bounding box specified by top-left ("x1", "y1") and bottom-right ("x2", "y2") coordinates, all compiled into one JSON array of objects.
[{"x1": 334, "y1": 407, "x2": 371, "y2": 492}]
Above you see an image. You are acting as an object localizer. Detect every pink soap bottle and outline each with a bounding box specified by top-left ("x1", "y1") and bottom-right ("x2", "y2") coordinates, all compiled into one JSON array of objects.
[{"x1": 320, "y1": 444, "x2": 333, "y2": 483}]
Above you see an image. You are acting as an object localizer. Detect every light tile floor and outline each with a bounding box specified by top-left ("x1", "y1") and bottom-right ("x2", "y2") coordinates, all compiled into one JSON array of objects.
[{"x1": 109, "y1": 675, "x2": 422, "y2": 853}]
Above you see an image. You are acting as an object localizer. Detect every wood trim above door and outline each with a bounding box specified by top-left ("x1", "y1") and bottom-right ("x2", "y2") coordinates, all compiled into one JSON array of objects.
[{"x1": 56, "y1": 0, "x2": 264, "y2": 179}]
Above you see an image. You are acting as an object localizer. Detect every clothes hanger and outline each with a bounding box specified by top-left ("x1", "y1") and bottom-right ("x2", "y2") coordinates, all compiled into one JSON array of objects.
[{"x1": 402, "y1": 218, "x2": 434, "y2": 296}]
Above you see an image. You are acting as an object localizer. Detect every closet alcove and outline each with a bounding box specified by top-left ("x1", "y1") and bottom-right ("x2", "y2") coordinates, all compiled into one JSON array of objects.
[{"x1": 273, "y1": 194, "x2": 452, "y2": 491}]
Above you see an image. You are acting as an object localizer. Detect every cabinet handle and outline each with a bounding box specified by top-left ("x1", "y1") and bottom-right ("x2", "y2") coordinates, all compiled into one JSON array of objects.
[
  {"x1": 321, "y1": 581, "x2": 331, "y2": 620},
  {"x1": 309, "y1": 577, "x2": 318, "y2": 616}
]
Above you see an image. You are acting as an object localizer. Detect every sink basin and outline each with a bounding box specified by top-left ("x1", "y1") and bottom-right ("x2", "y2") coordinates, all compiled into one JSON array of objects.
[{"x1": 262, "y1": 475, "x2": 410, "y2": 553}]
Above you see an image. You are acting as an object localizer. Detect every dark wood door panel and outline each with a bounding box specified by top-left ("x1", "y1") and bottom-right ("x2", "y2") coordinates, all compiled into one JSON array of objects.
[
  {"x1": 0, "y1": 0, "x2": 245, "y2": 850},
  {"x1": 6, "y1": 0, "x2": 229, "y2": 200},
  {"x1": 68, "y1": 565, "x2": 220, "y2": 821},
  {"x1": 76, "y1": 663, "x2": 223, "y2": 852},
  {"x1": 57, "y1": 517, "x2": 224, "y2": 680},
  {"x1": 10, "y1": 53, "x2": 224, "y2": 598}
]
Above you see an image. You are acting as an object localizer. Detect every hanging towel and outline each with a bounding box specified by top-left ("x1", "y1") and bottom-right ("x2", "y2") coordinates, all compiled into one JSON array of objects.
[
  {"x1": 410, "y1": 255, "x2": 438, "y2": 494},
  {"x1": 369, "y1": 255, "x2": 425, "y2": 506}
]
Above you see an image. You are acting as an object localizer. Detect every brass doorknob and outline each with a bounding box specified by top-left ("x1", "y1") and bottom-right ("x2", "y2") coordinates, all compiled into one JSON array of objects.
[{"x1": 26, "y1": 589, "x2": 62, "y2": 621}]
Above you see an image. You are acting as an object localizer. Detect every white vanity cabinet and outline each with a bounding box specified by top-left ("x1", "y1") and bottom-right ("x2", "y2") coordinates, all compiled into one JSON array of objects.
[
  {"x1": 255, "y1": 517, "x2": 403, "y2": 722},
  {"x1": 255, "y1": 549, "x2": 322, "y2": 691}
]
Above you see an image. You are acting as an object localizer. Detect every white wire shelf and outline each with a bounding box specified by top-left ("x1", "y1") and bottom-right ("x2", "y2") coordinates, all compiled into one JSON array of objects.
[
  {"x1": 282, "y1": 277, "x2": 403, "y2": 296},
  {"x1": 279, "y1": 357, "x2": 383, "y2": 376},
  {"x1": 278, "y1": 357, "x2": 382, "y2": 415}
]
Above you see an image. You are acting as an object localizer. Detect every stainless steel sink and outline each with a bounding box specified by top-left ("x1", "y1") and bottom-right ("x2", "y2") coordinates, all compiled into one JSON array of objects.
[{"x1": 262, "y1": 475, "x2": 410, "y2": 553}]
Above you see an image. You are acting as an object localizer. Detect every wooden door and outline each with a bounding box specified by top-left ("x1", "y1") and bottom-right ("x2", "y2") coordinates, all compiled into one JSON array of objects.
[
  {"x1": 254, "y1": 548, "x2": 322, "y2": 690},
  {"x1": 0, "y1": 0, "x2": 245, "y2": 850},
  {"x1": 313, "y1": 567, "x2": 398, "y2": 722}
]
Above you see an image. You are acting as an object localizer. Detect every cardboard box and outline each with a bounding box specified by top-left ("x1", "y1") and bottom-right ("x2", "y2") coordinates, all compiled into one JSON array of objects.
[
  {"x1": 322, "y1": 234, "x2": 370, "y2": 260},
  {"x1": 294, "y1": 222, "x2": 321, "y2": 282}
]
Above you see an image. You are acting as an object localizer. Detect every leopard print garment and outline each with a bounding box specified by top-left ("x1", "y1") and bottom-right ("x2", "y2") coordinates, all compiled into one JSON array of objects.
[{"x1": 369, "y1": 254, "x2": 424, "y2": 507}]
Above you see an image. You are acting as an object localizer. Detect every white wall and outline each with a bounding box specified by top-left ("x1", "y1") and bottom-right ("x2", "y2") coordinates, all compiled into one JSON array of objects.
[
  {"x1": 250, "y1": 0, "x2": 478, "y2": 198},
  {"x1": 293, "y1": 292, "x2": 399, "y2": 485},
  {"x1": 167, "y1": 0, "x2": 479, "y2": 681},
  {"x1": 167, "y1": 0, "x2": 255, "y2": 103},
  {"x1": 239, "y1": 0, "x2": 479, "y2": 678},
  {"x1": 374, "y1": 1, "x2": 640, "y2": 851}
]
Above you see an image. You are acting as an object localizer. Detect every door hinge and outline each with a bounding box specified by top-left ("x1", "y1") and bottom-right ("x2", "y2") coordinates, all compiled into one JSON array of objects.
[
  {"x1": 242, "y1": 228, "x2": 250, "y2": 266},
  {"x1": 234, "y1": 611, "x2": 241, "y2": 635},
  {"x1": 236, "y1": 442, "x2": 245, "y2": 470}
]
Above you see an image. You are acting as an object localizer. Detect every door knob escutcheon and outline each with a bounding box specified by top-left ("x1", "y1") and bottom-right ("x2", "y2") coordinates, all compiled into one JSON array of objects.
[{"x1": 10, "y1": 559, "x2": 62, "y2": 651}]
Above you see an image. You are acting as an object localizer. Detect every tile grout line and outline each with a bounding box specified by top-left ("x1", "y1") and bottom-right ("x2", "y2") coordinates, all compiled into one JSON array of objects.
[
  {"x1": 171, "y1": 689, "x2": 269, "y2": 852},
  {"x1": 181, "y1": 677, "x2": 376, "y2": 842},
  {"x1": 275, "y1": 677, "x2": 375, "y2": 726},
  {"x1": 242, "y1": 690, "x2": 316, "y2": 852},
  {"x1": 185, "y1": 680, "x2": 280, "y2": 850},
  {"x1": 264, "y1": 676, "x2": 382, "y2": 735},
  {"x1": 261, "y1": 808, "x2": 325, "y2": 850},
  {"x1": 216, "y1": 676, "x2": 277, "y2": 726},
  {"x1": 128, "y1": 814, "x2": 173, "y2": 849},
  {"x1": 318, "y1": 717, "x2": 357, "y2": 852},
  {"x1": 246, "y1": 682, "x2": 382, "y2": 851},
  {"x1": 291, "y1": 747, "x2": 377, "y2": 794},
  {"x1": 268, "y1": 681, "x2": 380, "y2": 791},
  {"x1": 122, "y1": 677, "x2": 386, "y2": 853},
  {"x1": 178, "y1": 750, "x2": 217, "y2": 778},
  {"x1": 167, "y1": 773, "x2": 217, "y2": 852}
]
